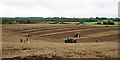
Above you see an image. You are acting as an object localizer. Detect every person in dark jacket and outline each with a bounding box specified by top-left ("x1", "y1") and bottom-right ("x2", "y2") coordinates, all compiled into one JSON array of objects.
[{"x1": 20, "y1": 38, "x2": 22, "y2": 43}]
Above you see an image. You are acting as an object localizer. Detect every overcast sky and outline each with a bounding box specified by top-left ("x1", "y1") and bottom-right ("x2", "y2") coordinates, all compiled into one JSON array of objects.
[{"x1": 0, "y1": 0, "x2": 119, "y2": 18}]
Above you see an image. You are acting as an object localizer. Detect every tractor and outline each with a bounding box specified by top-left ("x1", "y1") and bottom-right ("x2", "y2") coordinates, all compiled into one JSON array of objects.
[
  {"x1": 64, "y1": 37, "x2": 77, "y2": 43},
  {"x1": 74, "y1": 33, "x2": 80, "y2": 37},
  {"x1": 25, "y1": 34, "x2": 31, "y2": 37}
]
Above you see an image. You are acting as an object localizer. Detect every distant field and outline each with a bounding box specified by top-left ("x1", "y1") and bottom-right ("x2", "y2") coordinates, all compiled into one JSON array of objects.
[
  {"x1": 114, "y1": 22, "x2": 120, "y2": 25},
  {"x1": 83, "y1": 22, "x2": 98, "y2": 24},
  {"x1": 83, "y1": 22, "x2": 120, "y2": 25}
]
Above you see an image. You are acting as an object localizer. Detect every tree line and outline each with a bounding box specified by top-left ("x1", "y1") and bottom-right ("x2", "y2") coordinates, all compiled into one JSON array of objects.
[{"x1": 0, "y1": 17, "x2": 119, "y2": 24}]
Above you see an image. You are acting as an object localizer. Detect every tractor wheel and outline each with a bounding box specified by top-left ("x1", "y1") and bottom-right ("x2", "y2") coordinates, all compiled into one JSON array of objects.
[
  {"x1": 65, "y1": 40, "x2": 67, "y2": 43},
  {"x1": 74, "y1": 40, "x2": 77, "y2": 43}
]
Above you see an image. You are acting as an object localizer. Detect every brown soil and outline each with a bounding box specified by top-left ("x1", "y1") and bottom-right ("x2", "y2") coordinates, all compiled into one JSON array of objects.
[{"x1": 2, "y1": 24, "x2": 119, "y2": 59}]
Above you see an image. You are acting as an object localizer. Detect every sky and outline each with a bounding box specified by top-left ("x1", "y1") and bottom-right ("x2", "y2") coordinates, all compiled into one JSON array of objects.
[{"x1": 0, "y1": 0, "x2": 119, "y2": 18}]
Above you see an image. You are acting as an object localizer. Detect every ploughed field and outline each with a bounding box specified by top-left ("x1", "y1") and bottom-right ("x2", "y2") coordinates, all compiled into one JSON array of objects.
[{"x1": 2, "y1": 24, "x2": 119, "y2": 59}]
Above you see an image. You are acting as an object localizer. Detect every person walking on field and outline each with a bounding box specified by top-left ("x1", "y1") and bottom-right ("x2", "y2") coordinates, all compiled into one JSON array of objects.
[
  {"x1": 20, "y1": 38, "x2": 23, "y2": 43},
  {"x1": 24, "y1": 40, "x2": 26, "y2": 43},
  {"x1": 26, "y1": 38, "x2": 29, "y2": 43}
]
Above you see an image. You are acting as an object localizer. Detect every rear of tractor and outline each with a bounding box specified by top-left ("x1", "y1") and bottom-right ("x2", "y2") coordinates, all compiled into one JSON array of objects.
[
  {"x1": 25, "y1": 34, "x2": 31, "y2": 37},
  {"x1": 64, "y1": 37, "x2": 77, "y2": 43},
  {"x1": 74, "y1": 33, "x2": 80, "y2": 37}
]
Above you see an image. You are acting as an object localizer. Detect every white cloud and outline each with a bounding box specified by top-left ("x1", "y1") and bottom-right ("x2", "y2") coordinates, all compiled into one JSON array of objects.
[{"x1": 0, "y1": 0, "x2": 119, "y2": 18}]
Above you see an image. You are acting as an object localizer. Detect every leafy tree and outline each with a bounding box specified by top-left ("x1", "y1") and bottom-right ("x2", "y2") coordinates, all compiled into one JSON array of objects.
[
  {"x1": 26, "y1": 20, "x2": 31, "y2": 23},
  {"x1": 96, "y1": 22, "x2": 101, "y2": 25},
  {"x1": 59, "y1": 19, "x2": 64, "y2": 24},
  {"x1": 80, "y1": 21, "x2": 84, "y2": 24}
]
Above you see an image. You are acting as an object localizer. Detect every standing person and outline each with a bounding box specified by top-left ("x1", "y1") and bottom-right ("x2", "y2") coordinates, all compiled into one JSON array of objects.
[
  {"x1": 26, "y1": 38, "x2": 29, "y2": 43},
  {"x1": 24, "y1": 40, "x2": 26, "y2": 43},
  {"x1": 20, "y1": 38, "x2": 22, "y2": 43}
]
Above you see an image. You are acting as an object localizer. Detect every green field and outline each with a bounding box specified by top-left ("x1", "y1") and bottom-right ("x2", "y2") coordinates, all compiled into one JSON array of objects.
[
  {"x1": 83, "y1": 22, "x2": 98, "y2": 24},
  {"x1": 83, "y1": 22, "x2": 120, "y2": 25},
  {"x1": 114, "y1": 22, "x2": 120, "y2": 25}
]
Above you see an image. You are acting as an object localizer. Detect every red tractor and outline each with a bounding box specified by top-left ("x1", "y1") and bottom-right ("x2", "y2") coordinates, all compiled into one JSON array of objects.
[{"x1": 74, "y1": 33, "x2": 80, "y2": 37}]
